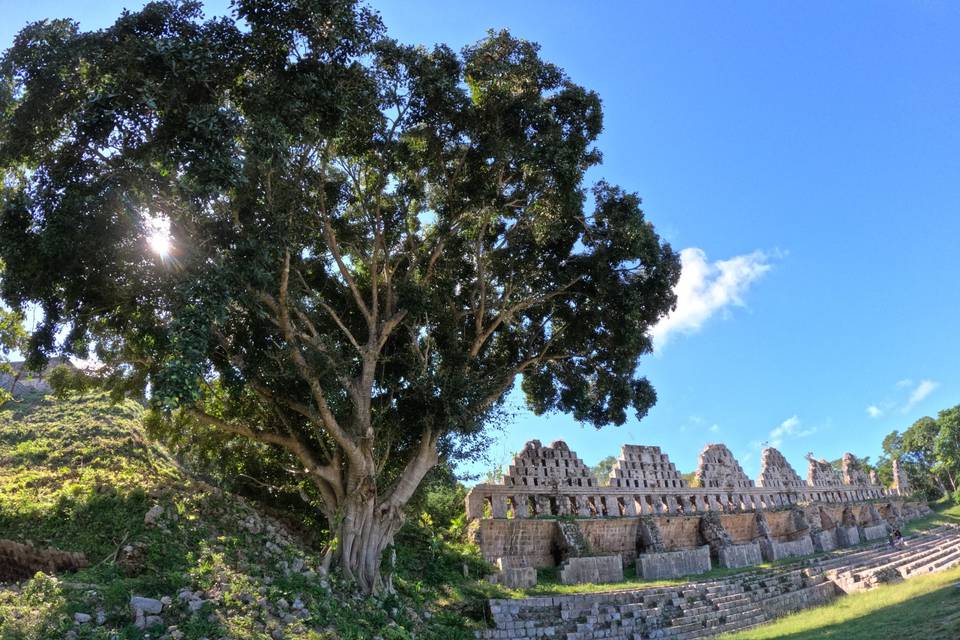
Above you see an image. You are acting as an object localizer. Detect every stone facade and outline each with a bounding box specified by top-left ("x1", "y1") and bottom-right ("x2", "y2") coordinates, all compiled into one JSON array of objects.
[
  {"x1": 760, "y1": 536, "x2": 815, "y2": 561},
  {"x1": 468, "y1": 439, "x2": 913, "y2": 587},
  {"x1": 468, "y1": 442, "x2": 890, "y2": 522},
  {"x1": 696, "y1": 443, "x2": 754, "y2": 489},
  {"x1": 806, "y1": 454, "x2": 844, "y2": 488},
  {"x1": 503, "y1": 439, "x2": 594, "y2": 489},
  {"x1": 757, "y1": 447, "x2": 805, "y2": 490},
  {"x1": 607, "y1": 445, "x2": 686, "y2": 489}
]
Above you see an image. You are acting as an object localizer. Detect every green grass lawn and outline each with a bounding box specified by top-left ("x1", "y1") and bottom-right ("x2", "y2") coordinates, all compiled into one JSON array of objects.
[
  {"x1": 718, "y1": 500, "x2": 960, "y2": 640},
  {"x1": 902, "y1": 498, "x2": 960, "y2": 534},
  {"x1": 719, "y1": 564, "x2": 960, "y2": 640}
]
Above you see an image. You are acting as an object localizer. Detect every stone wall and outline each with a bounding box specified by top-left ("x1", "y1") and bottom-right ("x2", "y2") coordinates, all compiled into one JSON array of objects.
[
  {"x1": 719, "y1": 513, "x2": 761, "y2": 544},
  {"x1": 559, "y1": 555, "x2": 624, "y2": 584},
  {"x1": 469, "y1": 439, "x2": 920, "y2": 581},
  {"x1": 471, "y1": 519, "x2": 559, "y2": 567},
  {"x1": 472, "y1": 499, "x2": 929, "y2": 571},
  {"x1": 637, "y1": 546, "x2": 711, "y2": 579}
]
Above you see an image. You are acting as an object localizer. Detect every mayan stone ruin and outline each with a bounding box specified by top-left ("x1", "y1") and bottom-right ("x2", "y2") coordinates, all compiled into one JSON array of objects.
[{"x1": 467, "y1": 439, "x2": 927, "y2": 588}]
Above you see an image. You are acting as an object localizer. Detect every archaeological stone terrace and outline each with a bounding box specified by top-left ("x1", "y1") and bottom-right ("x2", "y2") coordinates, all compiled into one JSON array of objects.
[{"x1": 467, "y1": 440, "x2": 924, "y2": 586}]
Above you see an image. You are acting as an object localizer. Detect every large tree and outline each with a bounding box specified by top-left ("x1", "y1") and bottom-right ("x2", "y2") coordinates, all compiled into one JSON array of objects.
[{"x1": 0, "y1": 0, "x2": 680, "y2": 591}]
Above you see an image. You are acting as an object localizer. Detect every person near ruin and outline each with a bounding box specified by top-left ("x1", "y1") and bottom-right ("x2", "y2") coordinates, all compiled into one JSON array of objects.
[{"x1": 893, "y1": 527, "x2": 904, "y2": 547}]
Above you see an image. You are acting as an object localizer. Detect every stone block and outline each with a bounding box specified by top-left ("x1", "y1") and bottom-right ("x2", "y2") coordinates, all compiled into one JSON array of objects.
[
  {"x1": 836, "y1": 525, "x2": 861, "y2": 547},
  {"x1": 487, "y1": 566, "x2": 537, "y2": 589},
  {"x1": 558, "y1": 554, "x2": 623, "y2": 585},
  {"x1": 811, "y1": 529, "x2": 837, "y2": 552},
  {"x1": 637, "y1": 545, "x2": 711, "y2": 579},
  {"x1": 717, "y1": 542, "x2": 763, "y2": 568},
  {"x1": 862, "y1": 524, "x2": 889, "y2": 541},
  {"x1": 760, "y1": 536, "x2": 814, "y2": 561}
]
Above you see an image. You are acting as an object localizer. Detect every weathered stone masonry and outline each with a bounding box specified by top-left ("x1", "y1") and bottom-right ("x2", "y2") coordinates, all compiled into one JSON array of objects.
[{"x1": 468, "y1": 440, "x2": 925, "y2": 582}]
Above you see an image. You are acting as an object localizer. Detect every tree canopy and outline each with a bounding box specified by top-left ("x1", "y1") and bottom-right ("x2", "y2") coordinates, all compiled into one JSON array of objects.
[
  {"x1": 880, "y1": 410, "x2": 960, "y2": 501},
  {"x1": 0, "y1": 0, "x2": 680, "y2": 591},
  {"x1": 0, "y1": 261, "x2": 27, "y2": 404}
]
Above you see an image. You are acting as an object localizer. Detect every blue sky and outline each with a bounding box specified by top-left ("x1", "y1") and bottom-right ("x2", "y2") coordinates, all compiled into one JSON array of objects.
[{"x1": 3, "y1": 1, "x2": 959, "y2": 482}]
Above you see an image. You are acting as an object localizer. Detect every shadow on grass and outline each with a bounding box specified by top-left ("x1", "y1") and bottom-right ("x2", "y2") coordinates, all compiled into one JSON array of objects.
[
  {"x1": 771, "y1": 585, "x2": 960, "y2": 640},
  {"x1": 725, "y1": 569, "x2": 960, "y2": 640}
]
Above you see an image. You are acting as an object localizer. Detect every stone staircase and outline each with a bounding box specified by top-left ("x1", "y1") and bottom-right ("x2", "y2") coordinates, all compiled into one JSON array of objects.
[
  {"x1": 478, "y1": 525, "x2": 960, "y2": 639},
  {"x1": 556, "y1": 520, "x2": 590, "y2": 558}
]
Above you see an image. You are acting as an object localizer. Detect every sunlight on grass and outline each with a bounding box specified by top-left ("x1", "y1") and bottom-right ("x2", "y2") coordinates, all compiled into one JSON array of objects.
[{"x1": 720, "y1": 565, "x2": 960, "y2": 639}]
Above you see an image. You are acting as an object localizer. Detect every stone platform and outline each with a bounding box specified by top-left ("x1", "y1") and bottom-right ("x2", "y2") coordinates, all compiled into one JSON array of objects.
[{"x1": 478, "y1": 524, "x2": 960, "y2": 639}]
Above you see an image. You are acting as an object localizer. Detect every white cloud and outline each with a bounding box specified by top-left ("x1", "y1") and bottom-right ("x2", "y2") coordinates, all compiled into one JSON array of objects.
[
  {"x1": 650, "y1": 248, "x2": 774, "y2": 349},
  {"x1": 902, "y1": 379, "x2": 939, "y2": 413},
  {"x1": 896, "y1": 379, "x2": 914, "y2": 388},
  {"x1": 866, "y1": 405, "x2": 883, "y2": 418},
  {"x1": 766, "y1": 415, "x2": 817, "y2": 448},
  {"x1": 709, "y1": 424, "x2": 720, "y2": 433}
]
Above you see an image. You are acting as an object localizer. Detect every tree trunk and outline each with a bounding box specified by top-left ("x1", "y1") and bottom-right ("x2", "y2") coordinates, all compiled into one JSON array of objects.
[
  {"x1": 335, "y1": 489, "x2": 406, "y2": 593},
  {"x1": 308, "y1": 431, "x2": 438, "y2": 594}
]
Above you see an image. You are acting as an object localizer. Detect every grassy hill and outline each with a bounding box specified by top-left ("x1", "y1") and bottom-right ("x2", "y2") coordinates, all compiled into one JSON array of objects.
[{"x1": 0, "y1": 393, "x2": 500, "y2": 640}]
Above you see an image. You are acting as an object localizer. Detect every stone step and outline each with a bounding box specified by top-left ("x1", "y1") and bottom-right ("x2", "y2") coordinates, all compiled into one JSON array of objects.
[
  {"x1": 905, "y1": 545, "x2": 960, "y2": 576},
  {"x1": 832, "y1": 540, "x2": 960, "y2": 587},
  {"x1": 478, "y1": 526, "x2": 960, "y2": 639},
  {"x1": 861, "y1": 541, "x2": 960, "y2": 577},
  {"x1": 812, "y1": 530, "x2": 953, "y2": 570}
]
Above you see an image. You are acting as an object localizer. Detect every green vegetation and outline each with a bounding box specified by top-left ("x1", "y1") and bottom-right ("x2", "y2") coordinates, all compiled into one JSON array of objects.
[
  {"x1": 590, "y1": 456, "x2": 617, "y2": 487},
  {"x1": 0, "y1": 393, "x2": 505, "y2": 639},
  {"x1": 0, "y1": 0, "x2": 680, "y2": 592},
  {"x1": 0, "y1": 260, "x2": 26, "y2": 406},
  {"x1": 879, "y1": 404, "x2": 960, "y2": 501},
  {"x1": 719, "y1": 565, "x2": 960, "y2": 640},
  {"x1": 902, "y1": 499, "x2": 960, "y2": 535}
]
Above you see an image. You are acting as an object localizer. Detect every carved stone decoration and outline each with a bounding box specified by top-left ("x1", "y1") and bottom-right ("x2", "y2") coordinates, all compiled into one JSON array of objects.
[
  {"x1": 787, "y1": 506, "x2": 811, "y2": 537},
  {"x1": 806, "y1": 453, "x2": 844, "y2": 487},
  {"x1": 754, "y1": 509, "x2": 773, "y2": 543},
  {"x1": 695, "y1": 444, "x2": 754, "y2": 490},
  {"x1": 502, "y1": 439, "x2": 595, "y2": 489},
  {"x1": 869, "y1": 470, "x2": 879, "y2": 485},
  {"x1": 698, "y1": 511, "x2": 733, "y2": 560},
  {"x1": 841, "y1": 505, "x2": 857, "y2": 528},
  {"x1": 757, "y1": 447, "x2": 805, "y2": 489},
  {"x1": 553, "y1": 521, "x2": 589, "y2": 561},
  {"x1": 842, "y1": 453, "x2": 871, "y2": 486},
  {"x1": 636, "y1": 516, "x2": 666, "y2": 553},
  {"x1": 608, "y1": 445, "x2": 686, "y2": 489}
]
